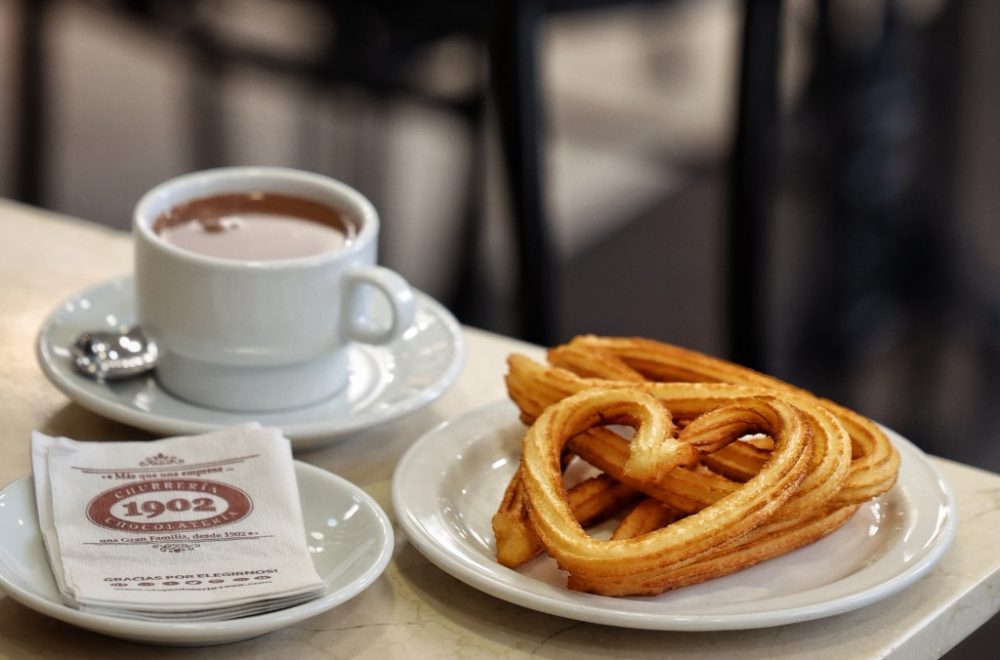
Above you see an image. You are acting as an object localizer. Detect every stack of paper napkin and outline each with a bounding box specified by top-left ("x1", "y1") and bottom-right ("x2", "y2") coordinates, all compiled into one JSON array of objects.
[{"x1": 31, "y1": 424, "x2": 325, "y2": 621}]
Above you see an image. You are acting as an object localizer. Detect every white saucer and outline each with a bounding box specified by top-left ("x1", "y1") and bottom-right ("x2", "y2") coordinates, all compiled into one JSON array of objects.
[
  {"x1": 0, "y1": 461, "x2": 393, "y2": 645},
  {"x1": 392, "y1": 400, "x2": 957, "y2": 631},
  {"x1": 36, "y1": 277, "x2": 465, "y2": 450}
]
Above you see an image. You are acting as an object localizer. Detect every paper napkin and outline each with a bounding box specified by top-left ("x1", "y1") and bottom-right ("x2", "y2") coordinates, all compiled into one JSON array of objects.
[{"x1": 31, "y1": 424, "x2": 325, "y2": 621}]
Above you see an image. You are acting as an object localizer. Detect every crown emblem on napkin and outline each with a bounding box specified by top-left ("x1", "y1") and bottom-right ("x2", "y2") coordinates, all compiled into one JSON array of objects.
[{"x1": 139, "y1": 452, "x2": 184, "y2": 467}]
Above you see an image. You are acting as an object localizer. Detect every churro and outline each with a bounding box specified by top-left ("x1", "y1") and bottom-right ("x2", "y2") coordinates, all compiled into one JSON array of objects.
[{"x1": 492, "y1": 335, "x2": 899, "y2": 596}]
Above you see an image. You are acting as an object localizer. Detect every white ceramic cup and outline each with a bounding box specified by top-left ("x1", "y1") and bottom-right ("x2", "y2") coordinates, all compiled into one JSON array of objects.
[{"x1": 133, "y1": 167, "x2": 416, "y2": 412}]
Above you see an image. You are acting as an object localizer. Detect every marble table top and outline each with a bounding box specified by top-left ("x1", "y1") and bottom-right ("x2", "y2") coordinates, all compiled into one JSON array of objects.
[{"x1": 1, "y1": 199, "x2": 998, "y2": 658}]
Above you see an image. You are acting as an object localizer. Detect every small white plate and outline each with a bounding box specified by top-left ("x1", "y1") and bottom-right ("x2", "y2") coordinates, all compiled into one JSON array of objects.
[
  {"x1": 36, "y1": 277, "x2": 465, "y2": 450},
  {"x1": 392, "y1": 400, "x2": 957, "y2": 631},
  {"x1": 0, "y1": 461, "x2": 393, "y2": 645}
]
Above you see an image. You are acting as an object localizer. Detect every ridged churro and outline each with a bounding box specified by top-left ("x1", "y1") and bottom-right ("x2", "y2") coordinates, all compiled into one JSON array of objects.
[{"x1": 492, "y1": 335, "x2": 899, "y2": 596}]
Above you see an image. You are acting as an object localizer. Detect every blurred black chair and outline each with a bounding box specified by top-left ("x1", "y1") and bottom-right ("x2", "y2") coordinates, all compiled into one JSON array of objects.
[
  {"x1": 783, "y1": 0, "x2": 1000, "y2": 460},
  {"x1": 12, "y1": 0, "x2": 496, "y2": 326},
  {"x1": 11, "y1": 0, "x2": 782, "y2": 356},
  {"x1": 489, "y1": 0, "x2": 786, "y2": 353}
]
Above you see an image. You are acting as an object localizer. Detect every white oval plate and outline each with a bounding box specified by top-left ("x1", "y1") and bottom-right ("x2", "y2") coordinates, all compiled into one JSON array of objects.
[
  {"x1": 35, "y1": 277, "x2": 465, "y2": 450},
  {"x1": 392, "y1": 400, "x2": 956, "y2": 631},
  {"x1": 0, "y1": 462, "x2": 393, "y2": 645}
]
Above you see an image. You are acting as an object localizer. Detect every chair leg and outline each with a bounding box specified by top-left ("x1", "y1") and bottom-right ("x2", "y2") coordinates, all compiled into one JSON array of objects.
[
  {"x1": 13, "y1": 0, "x2": 50, "y2": 206},
  {"x1": 448, "y1": 98, "x2": 487, "y2": 321},
  {"x1": 488, "y1": 0, "x2": 556, "y2": 345},
  {"x1": 727, "y1": 0, "x2": 783, "y2": 370},
  {"x1": 185, "y1": 18, "x2": 227, "y2": 169}
]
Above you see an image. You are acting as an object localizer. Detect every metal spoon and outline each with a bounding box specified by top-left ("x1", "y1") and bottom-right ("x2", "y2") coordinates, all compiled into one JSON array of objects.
[{"x1": 71, "y1": 326, "x2": 158, "y2": 381}]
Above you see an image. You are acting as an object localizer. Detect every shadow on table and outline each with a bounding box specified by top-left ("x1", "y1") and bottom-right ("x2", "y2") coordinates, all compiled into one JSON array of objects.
[
  {"x1": 394, "y1": 540, "x2": 999, "y2": 658},
  {"x1": 0, "y1": 566, "x2": 398, "y2": 658},
  {"x1": 394, "y1": 541, "x2": 768, "y2": 657},
  {"x1": 38, "y1": 404, "x2": 159, "y2": 443}
]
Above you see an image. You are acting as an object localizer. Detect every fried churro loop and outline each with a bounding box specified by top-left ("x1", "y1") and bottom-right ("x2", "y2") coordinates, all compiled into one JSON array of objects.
[
  {"x1": 518, "y1": 387, "x2": 812, "y2": 596},
  {"x1": 506, "y1": 355, "x2": 852, "y2": 516},
  {"x1": 493, "y1": 335, "x2": 899, "y2": 596},
  {"x1": 561, "y1": 335, "x2": 899, "y2": 503}
]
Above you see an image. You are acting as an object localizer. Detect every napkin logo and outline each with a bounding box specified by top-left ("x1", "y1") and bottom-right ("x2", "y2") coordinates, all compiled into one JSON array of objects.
[
  {"x1": 86, "y1": 478, "x2": 253, "y2": 533},
  {"x1": 139, "y1": 453, "x2": 184, "y2": 467},
  {"x1": 152, "y1": 542, "x2": 201, "y2": 553}
]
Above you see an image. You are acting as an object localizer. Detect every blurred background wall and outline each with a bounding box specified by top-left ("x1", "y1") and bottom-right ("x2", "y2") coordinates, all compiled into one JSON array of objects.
[
  {"x1": 3, "y1": 0, "x2": 1000, "y2": 463},
  {"x1": 0, "y1": 0, "x2": 1000, "y2": 469},
  {"x1": 1, "y1": 1, "x2": 999, "y2": 654},
  {"x1": 3, "y1": 0, "x2": 999, "y2": 458}
]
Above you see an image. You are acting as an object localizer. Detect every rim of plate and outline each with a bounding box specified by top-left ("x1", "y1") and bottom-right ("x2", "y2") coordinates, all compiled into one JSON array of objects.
[
  {"x1": 391, "y1": 400, "x2": 957, "y2": 631},
  {"x1": 34, "y1": 276, "x2": 465, "y2": 445},
  {"x1": 0, "y1": 461, "x2": 394, "y2": 645}
]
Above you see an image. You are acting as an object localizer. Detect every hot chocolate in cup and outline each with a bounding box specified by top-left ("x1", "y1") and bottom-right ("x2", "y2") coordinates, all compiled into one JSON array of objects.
[{"x1": 133, "y1": 167, "x2": 416, "y2": 412}]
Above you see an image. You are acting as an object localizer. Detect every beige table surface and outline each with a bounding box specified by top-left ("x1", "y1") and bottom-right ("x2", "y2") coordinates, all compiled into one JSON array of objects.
[{"x1": 1, "y1": 198, "x2": 998, "y2": 659}]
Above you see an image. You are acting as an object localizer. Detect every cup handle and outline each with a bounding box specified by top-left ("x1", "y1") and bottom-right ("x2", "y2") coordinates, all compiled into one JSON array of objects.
[{"x1": 342, "y1": 265, "x2": 417, "y2": 344}]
